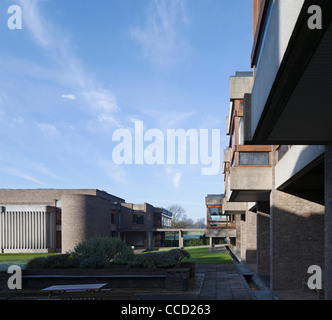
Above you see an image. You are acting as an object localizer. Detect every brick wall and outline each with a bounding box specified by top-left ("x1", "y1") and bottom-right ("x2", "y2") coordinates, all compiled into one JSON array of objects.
[
  {"x1": 256, "y1": 201, "x2": 270, "y2": 276},
  {"x1": 270, "y1": 190, "x2": 324, "y2": 290},
  {"x1": 61, "y1": 194, "x2": 113, "y2": 253},
  {"x1": 246, "y1": 209, "x2": 257, "y2": 264}
]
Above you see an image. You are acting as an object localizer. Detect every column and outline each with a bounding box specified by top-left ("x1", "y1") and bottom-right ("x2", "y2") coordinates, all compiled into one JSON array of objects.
[
  {"x1": 270, "y1": 190, "x2": 324, "y2": 290},
  {"x1": 256, "y1": 202, "x2": 270, "y2": 276},
  {"x1": 179, "y1": 230, "x2": 183, "y2": 248},
  {"x1": 245, "y1": 209, "x2": 257, "y2": 265}
]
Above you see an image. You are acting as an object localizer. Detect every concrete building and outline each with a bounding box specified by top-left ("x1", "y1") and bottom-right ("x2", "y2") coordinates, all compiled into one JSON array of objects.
[
  {"x1": 0, "y1": 189, "x2": 171, "y2": 253},
  {"x1": 118, "y1": 202, "x2": 172, "y2": 250},
  {"x1": 221, "y1": 0, "x2": 332, "y2": 299}
]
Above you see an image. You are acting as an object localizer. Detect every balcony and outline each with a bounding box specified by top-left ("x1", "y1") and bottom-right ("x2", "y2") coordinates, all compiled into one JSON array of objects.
[
  {"x1": 229, "y1": 166, "x2": 272, "y2": 202},
  {"x1": 249, "y1": 0, "x2": 332, "y2": 145}
]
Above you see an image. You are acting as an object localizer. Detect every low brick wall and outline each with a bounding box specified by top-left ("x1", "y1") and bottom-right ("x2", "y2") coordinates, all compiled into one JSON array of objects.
[{"x1": 18, "y1": 265, "x2": 194, "y2": 292}]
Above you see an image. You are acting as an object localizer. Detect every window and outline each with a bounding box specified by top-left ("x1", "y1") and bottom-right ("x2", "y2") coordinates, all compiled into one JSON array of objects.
[
  {"x1": 111, "y1": 210, "x2": 116, "y2": 225},
  {"x1": 239, "y1": 118, "x2": 244, "y2": 145},
  {"x1": 239, "y1": 152, "x2": 269, "y2": 166},
  {"x1": 133, "y1": 211, "x2": 144, "y2": 225}
]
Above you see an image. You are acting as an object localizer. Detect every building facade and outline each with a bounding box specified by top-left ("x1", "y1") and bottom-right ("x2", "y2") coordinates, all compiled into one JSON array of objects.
[
  {"x1": 221, "y1": 0, "x2": 332, "y2": 299},
  {"x1": 0, "y1": 189, "x2": 171, "y2": 253}
]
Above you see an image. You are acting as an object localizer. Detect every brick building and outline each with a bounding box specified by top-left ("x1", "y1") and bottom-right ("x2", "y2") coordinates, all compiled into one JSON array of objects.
[
  {"x1": 0, "y1": 189, "x2": 172, "y2": 253},
  {"x1": 221, "y1": 0, "x2": 332, "y2": 299}
]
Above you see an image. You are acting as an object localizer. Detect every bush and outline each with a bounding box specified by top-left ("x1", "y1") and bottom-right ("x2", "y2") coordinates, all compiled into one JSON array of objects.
[
  {"x1": 26, "y1": 254, "x2": 79, "y2": 269},
  {"x1": 78, "y1": 256, "x2": 108, "y2": 269},
  {"x1": 128, "y1": 249, "x2": 190, "y2": 269},
  {"x1": 73, "y1": 236, "x2": 135, "y2": 268}
]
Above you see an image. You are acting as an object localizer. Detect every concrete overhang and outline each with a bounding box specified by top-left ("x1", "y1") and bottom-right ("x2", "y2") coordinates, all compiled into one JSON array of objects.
[
  {"x1": 223, "y1": 201, "x2": 247, "y2": 215},
  {"x1": 205, "y1": 195, "x2": 224, "y2": 206},
  {"x1": 223, "y1": 149, "x2": 230, "y2": 163},
  {"x1": 230, "y1": 73, "x2": 254, "y2": 100},
  {"x1": 249, "y1": 0, "x2": 332, "y2": 145},
  {"x1": 275, "y1": 145, "x2": 325, "y2": 204},
  {"x1": 229, "y1": 166, "x2": 272, "y2": 202}
]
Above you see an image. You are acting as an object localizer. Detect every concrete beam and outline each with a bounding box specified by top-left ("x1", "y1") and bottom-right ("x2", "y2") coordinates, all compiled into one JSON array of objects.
[
  {"x1": 205, "y1": 195, "x2": 224, "y2": 206},
  {"x1": 223, "y1": 201, "x2": 247, "y2": 215},
  {"x1": 230, "y1": 74, "x2": 254, "y2": 100},
  {"x1": 230, "y1": 167, "x2": 272, "y2": 191}
]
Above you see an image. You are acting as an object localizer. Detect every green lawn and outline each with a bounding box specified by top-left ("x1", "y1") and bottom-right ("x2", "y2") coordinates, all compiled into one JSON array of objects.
[
  {"x1": 0, "y1": 253, "x2": 56, "y2": 271},
  {"x1": 184, "y1": 247, "x2": 233, "y2": 264}
]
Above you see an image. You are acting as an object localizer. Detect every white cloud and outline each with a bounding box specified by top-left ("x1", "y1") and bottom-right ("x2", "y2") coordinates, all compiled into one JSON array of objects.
[
  {"x1": 97, "y1": 114, "x2": 121, "y2": 127},
  {"x1": 82, "y1": 90, "x2": 119, "y2": 113},
  {"x1": 166, "y1": 167, "x2": 183, "y2": 188},
  {"x1": 6, "y1": 168, "x2": 47, "y2": 186},
  {"x1": 172, "y1": 171, "x2": 182, "y2": 188},
  {"x1": 131, "y1": 0, "x2": 189, "y2": 68},
  {"x1": 18, "y1": 0, "x2": 121, "y2": 126},
  {"x1": 36, "y1": 123, "x2": 61, "y2": 138},
  {"x1": 142, "y1": 109, "x2": 194, "y2": 130},
  {"x1": 61, "y1": 94, "x2": 76, "y2": 100},
  {"x1": 98, "y1": 159, "x2": 128, "y2": 185}
]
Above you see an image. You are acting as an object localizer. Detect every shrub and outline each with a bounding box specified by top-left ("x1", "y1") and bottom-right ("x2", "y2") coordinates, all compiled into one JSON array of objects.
[
  {"x1": 26, "y1": 254, "x2": 79, "y2": 269},
  {"x1": 72, "y1": 236, "x2": 135, "y2": 268},
  {"x1": 78, "y1": 256, "x2": 108, "y2": 269},
  {"x1": 128, "y1": 249, "x2": 190, "y2": 269}
]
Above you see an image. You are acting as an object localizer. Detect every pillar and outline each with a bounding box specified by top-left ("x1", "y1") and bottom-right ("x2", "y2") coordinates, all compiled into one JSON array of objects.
[
  {"x1": 179, "y1": 231, "x2": 183, "y2": 248},
  {"x1": 146, "y1": 231, "x2": 153, "y2": 251},
  {"x1": 270, "y1": 190, "x2": 324, "y2": 290},
  {"x1": 256, "y1": 202, "x2": 270, "y2": 276},
  {"x1": 245, "y1": 209, "x2": 257, "y2": 265}
]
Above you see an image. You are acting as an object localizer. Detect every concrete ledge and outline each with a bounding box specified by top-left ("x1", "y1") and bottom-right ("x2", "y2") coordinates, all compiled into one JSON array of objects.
[
  {"x1": 275, "y1": 145, "x2": 325, "y2": 189},
  {"x1": 223, "y1": 201, "x2": 247, "y2": 215},
  {"x1": 230, "y1": 167, "x2": 272, "y2": 191}
]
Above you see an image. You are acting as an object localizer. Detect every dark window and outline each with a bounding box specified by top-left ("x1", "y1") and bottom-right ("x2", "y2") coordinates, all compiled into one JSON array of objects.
[{"x1": 133, "y1": 212, "x2": 144, "y2": 225}]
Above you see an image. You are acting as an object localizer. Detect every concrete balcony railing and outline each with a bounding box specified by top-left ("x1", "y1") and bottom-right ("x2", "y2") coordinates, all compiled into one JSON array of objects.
[{"x1": 228, "y1": 166, "x2": 272, "y2": 202}]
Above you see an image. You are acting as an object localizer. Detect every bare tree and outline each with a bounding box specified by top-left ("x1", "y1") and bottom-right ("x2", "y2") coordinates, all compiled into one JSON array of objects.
[{"x1": 167, "y1": 204, "x2": 189, "y2": 228}]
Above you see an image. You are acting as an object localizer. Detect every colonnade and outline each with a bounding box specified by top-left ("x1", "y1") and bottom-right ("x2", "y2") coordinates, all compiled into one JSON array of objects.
[{"x1": 0, "y1": 208, "x2": 51, "y2": 252}]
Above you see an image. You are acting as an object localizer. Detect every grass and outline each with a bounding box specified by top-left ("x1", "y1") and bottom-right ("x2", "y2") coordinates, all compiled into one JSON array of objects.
[
  {"x1": 0, "y1": 247, "x2": 233, "y2": 271},
  {"x1": 0, "y1": 253, "x2": 56, "y2": 271},
  {"x1": 184, "y1": 247, "x2": 233, "y2": 264}
]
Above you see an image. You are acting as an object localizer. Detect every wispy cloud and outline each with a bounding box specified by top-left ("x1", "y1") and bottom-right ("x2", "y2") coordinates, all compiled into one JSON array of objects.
[
  {"x1": 166, "y1": 167, "x2": 183, "y2": 188},
  {"x1": 98, "y1": 159, "x2": 128, "y2": 185},
  {"x1": 131, "y1": 0, "x2": 189, "y2": 68},
  {"x1": 82, "y1": 90, "x2": 119, "y2": 113},
  {"x1": 36, "y1": 122, "x2": 61, "y2": 138},
  {"x1": 6, "y1": 168, "x2": 48, "y2": 186},
  {"x1": 142, "y1": 109, "x2": 194, "y2": 130},
  {"x1": 18, "y1": 0, "x2": 120, "y2": 126},
  {"x1": 61, "y1": 94, "x2": 76, "y2": 100}
]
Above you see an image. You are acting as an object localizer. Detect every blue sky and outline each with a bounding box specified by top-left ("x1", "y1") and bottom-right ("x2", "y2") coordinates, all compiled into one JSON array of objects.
[{"x1": 0, "y1": 0, "x2": 253, "y2": 222}]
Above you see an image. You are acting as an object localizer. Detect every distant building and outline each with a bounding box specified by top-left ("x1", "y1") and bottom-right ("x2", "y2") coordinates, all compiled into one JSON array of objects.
[{"x1": 0, "y1": 189, "x2": 172, "y2": 253}]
